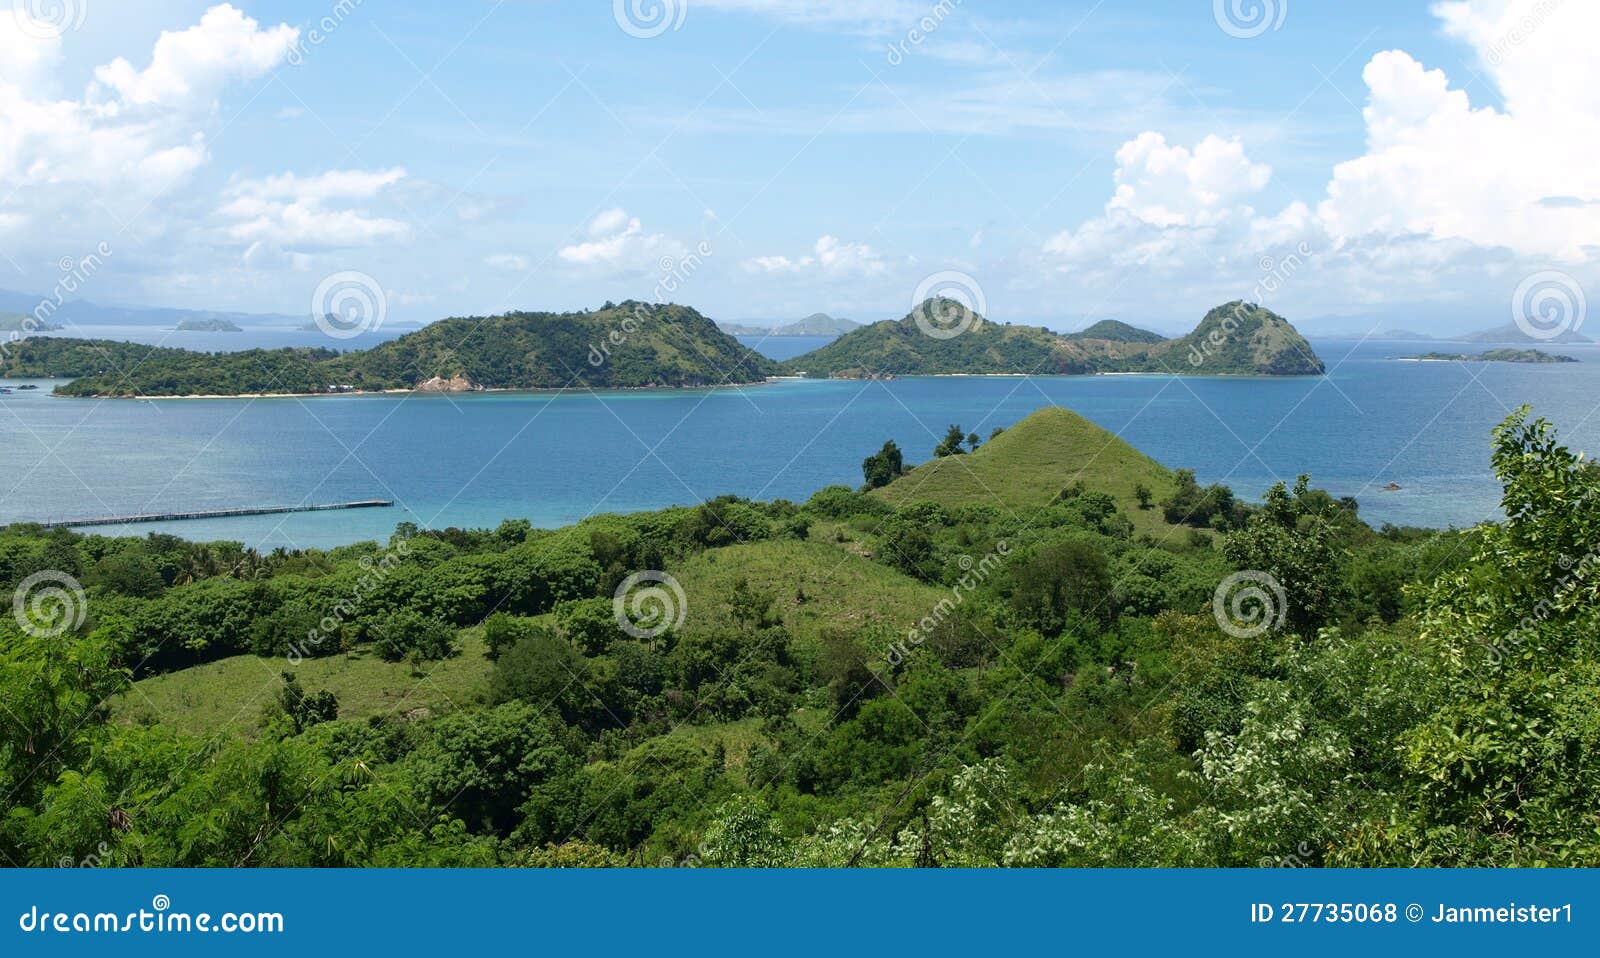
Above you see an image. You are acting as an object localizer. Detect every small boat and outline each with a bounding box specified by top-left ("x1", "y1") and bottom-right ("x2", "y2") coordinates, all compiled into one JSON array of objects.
[{"x1": 0, "y1": 386, "x2": 13, "y2": 394}]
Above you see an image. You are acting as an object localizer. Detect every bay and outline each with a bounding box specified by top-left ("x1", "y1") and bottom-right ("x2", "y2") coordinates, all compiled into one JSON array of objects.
[{"x1": 2, "y1": 337, "x2": 1597, "y2": 549}]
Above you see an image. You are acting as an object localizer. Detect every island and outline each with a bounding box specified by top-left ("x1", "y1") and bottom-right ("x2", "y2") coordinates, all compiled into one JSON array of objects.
[
  {"x1": 718, "y1": 313, "x2": 863, "y2": 337},
  {"x1": 0, "y1": 315, "x2": 62, "y2": 332},
  {"x1": 1457, "y1": 323, "x2": 1593, "y2": 345},
  {"x1": 0, "y1": 302, "x2": 777, "y2": 397},
  {"x1": 174, "y1": 318, "x2": 243, "y2": 332},
  {"x1": 780, "y1": 300, "x2": 1325, "y2": 378},
  {"x1": 1394, "y1": 349, "x2": 1579, "y2": 364}
]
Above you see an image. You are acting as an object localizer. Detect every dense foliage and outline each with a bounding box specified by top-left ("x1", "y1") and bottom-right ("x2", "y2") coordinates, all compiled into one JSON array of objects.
[{"x1": 2, "y1": 408, "x2": 1593, "y2": 867}]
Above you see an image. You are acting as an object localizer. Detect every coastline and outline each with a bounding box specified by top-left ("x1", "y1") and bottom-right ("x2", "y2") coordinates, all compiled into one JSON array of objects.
[{"x1": 50, "y1": 378, "x2": 777, "y2": 400}]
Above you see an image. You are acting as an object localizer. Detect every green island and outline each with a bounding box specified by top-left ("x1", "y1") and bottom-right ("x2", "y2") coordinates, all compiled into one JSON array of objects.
[
  {"x1": 1394, "y1": 348, "x2": 1579, "y2": 364},
  {"x1": 173, "y1": 318, "x2": 243, "y2": 332},
  {"x1": 779, "y1": 300, "x2": 1325, "y2": 378},
  {"x1": 4, "y1": 404, "x2": 1596, "y2": 866},
  {"x1": 0, "y1": 314, "x2": 62, "y2": 332},
  {"x1": 0, "y1": 299, "x2": 1323, "y2": 397},
  {"x1": 0, "y1": 302, "x2": 778, "y2": 397},
  {"x1": 718, "y1": 313, "x2": 863, "y2": 337}
]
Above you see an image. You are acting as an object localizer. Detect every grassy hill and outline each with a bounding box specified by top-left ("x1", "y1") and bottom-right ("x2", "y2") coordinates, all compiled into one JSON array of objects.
[
  {"x1": 8, "y1": 302, "x2": 776, "y2": 397},
  {"x1": 873, "y1": 406, "x2": 1184, "y2": 537},
  {"x1": 669, "y1": 539, "x2": 947, "y2": 644},
  {"x1": 1065, "y1": 319, "x2": 1166, "y2": 343},
  {"x1": 115, "y1": 630, "x2": 493, "y2": 738},
  {"x1": 782, "y1": 299, "x2": 1323, "y2": 378}
]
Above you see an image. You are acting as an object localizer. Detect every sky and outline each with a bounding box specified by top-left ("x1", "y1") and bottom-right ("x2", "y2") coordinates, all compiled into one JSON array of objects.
[{"x1": 0, "y1": 0, "x2": 1594, "y2": 334}]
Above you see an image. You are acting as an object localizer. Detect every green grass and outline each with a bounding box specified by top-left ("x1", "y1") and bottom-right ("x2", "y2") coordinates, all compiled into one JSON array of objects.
[
  {"x1": 873, "y1": 406, "x2": 1186, "y2": 537},
  {"x1": 669, "y1": 538, "x2": 947, "y2": 643},
  {"x1": 114, "y1": 629, "x2": 493, "y2": 739}
]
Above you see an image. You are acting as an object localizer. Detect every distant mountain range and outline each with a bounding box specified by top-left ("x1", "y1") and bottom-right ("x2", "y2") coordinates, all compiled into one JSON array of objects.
[
  {"x1": 1458, "y1": 323, "x2": 1593, "y2": 345},
  {"x1": 0, "y1": 288, "x2": 300, "y2": 330},
  {"x1": 717, "y1": 313, "x2": 863, "y2": 337}
]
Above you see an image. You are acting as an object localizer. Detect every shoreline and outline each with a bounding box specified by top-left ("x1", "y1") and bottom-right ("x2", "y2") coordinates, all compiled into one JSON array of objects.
[{"x1": 48, "y1": 378, "x2": 777, "y2": 400}]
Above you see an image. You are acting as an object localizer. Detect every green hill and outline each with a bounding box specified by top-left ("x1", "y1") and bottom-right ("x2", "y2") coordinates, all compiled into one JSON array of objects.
[
  {"x1": 1066, "y1": 319, "x2": 1166, "y2": 343},
  {"x1": 782, "y1": 299, "x2": 1323, "y2": 378},
  {"x1": 4, "y1": 302, "x2": 777, "y2": 397},
  {"x1": 873, "y1": 406, "x2": 1184, "y2": 536}
]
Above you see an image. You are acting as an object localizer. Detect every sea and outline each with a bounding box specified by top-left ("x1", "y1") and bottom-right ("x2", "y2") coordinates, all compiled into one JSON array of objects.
[{"x1": 3, "y1": 325, "x2": 1598, "y2": 549}]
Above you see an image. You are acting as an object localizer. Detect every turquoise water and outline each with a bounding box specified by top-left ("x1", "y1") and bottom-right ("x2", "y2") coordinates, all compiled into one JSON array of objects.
[{"x1": 3, "y1": 338, "x2": 1598, "y2": 549}]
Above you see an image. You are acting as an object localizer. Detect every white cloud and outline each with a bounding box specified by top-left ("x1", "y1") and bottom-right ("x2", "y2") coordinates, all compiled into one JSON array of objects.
[
  {"x1": 218, "y1": 168, "x2": 409, "y2": 249},
  {"x1": 485, "y1": 253, "x2": 530, "y2": 272},
  {"x1": 91, "y1": 4, "x2": 298, "y2": 110},
  {"x1": 1108, "y1": 132, "x2": 1272, "y2": 228},
  {"x1": 1317, "y1": 1, "x2": 1600, "y2": 260},
  {"x1": 0, "y1": 4, "x2": 297, "y2": 243},
  {"x1": 558, "y1": 209, "x2": 682, "y2": 269},
  {"x1": 1040, "y1": 0, "x2": 1600, "y2": 321},
  {"x1": 745, "y1": 235, "x2": 886, "y2": 276}
]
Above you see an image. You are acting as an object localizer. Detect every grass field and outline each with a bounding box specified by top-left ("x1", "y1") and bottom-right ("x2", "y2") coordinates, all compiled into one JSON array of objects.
[
  {"x1": 669, "y1": 538, "x2": 947, "y2": 643},
  {"x1": 115, "y1": 630, "x2": 494, "y2": 738},
  {"x1": 873, "y1": 405, "x2": 1186, "y2": 537}
]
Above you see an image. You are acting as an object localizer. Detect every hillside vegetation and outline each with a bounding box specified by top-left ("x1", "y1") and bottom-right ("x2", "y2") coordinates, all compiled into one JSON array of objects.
[
  {"x1": 782, "y1": 299, "x2": 1324, "y2": 378},
  {"x1": 2, "y1": 302, "x2": 775, "y2": 397},
  {"x1": 4, "y1": 406, "x2": 1595, "y2": 868}
]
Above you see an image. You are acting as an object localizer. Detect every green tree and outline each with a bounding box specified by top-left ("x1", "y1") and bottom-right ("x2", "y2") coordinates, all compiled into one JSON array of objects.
[
  {"x1": 934, "y1": 424, "x2": 967, "y2": 457},
  {"x1": 861, "y1": 440, "x2": 906, "y2": 489},
  {"x1": 1222, "y1": 475, "x2": 1350, "y2": 635}
]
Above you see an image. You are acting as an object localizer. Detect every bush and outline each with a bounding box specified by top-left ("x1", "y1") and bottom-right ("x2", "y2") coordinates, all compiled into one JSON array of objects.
[{"x1": 370, "y1": 609, "x2": 458, "y2": 662}]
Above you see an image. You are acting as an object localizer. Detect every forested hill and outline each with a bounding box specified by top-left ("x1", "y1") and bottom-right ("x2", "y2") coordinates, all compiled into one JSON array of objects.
[
  {"x1": 780, "y1": 299, "x2": 1324, "y2": 378},
  {"x1": 2, "y1": 302, "x2": 778, "y2": 397}
]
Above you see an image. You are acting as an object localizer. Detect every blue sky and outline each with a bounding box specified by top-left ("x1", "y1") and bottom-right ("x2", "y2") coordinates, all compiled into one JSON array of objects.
[{"x1": 1, "y1": 1, "x2": 1594, "y2": 333}]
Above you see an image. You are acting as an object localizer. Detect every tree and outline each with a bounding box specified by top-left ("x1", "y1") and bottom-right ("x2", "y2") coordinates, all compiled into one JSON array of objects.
[
  {"x1": 934, "y1": 424, "x2": 967, "y2": 457},
  {"x1": 274, "y1": 672, "x2": 338, "y2": 735},
  {"x1": 1221, "y1": 475, "x2": 1350, "y2": 635},
  {"x1": 370, "y1": 609, "x2": 459, "y2": 662},
  {"x1": 1134, "y1": 483, "x2": 1153, "y2": 510},
  {"x1": 965, "y1": 432, "x2": 981, "y2": 453},
  {"x1": 1008, "y1": 535, "x2": 1115, "y2": 633},
  {"x1": 861, "y1": 439, "x2": 905, "y2": 489}
]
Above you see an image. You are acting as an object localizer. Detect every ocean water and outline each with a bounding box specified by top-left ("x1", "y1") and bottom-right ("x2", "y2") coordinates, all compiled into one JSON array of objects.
[{"x1": 2, "y1": 338, "x2": 1597, "y2": 549}]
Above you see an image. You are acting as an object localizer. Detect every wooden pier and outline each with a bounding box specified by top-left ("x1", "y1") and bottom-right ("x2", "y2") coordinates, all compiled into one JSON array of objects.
[{"x1": 32, "y1": 500, "x2": 395, "y2": 529}]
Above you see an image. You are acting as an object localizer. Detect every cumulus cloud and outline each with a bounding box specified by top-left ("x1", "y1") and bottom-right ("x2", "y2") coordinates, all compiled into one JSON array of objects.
[
  {"x1": 1316, "y1": 0, "x2": 1600, "y2": 260},
  {"x1": 745, "y1": 235, "x2": 886, "y2": 276},
  {"x1": 91, "y1": 5, "x2": 298, "y2": 110},
  {"x1": 218, "y1": 168, "x2": 410, "y2": 249},
  {"x1": 1041, "y1": 0, "x2": 1600, "y2": 319},
  {"x1": 558, "y1": 209, "x2": 683, "y2": 270},
  {"x1": 0, "y1": 4, "x2": 298, "y2": 242},
  {"x1": 485, "y1": 253, "x2": 531, "y2": 272}
]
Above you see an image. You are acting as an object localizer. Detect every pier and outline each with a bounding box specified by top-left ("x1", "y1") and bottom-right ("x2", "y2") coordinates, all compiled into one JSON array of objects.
[{"x1": 30, "y1": 500, "x2": 395, "y2": 529}]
